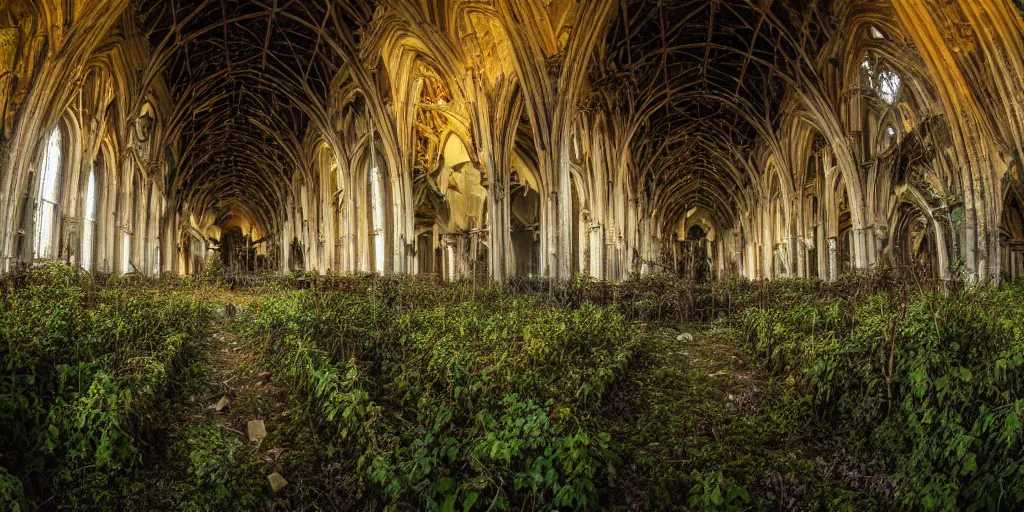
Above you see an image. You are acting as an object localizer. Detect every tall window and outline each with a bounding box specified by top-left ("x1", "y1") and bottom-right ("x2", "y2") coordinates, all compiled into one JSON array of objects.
[
  {"x1": 861, "y1": 58, "x2": 902, "y2": 106},
  {"x1": 881, "y1": 125, "x2": 897, "y2": 153},
  {"x1": 876, "y1": 69, "x2": 902, "y2": 105},
  {"x1": 121, "y1": 232, "x2": 131, "y2": 274},
  {"x1": 34, "y1": 128, "x2": 63, "y2": 258},
  {"x1": 370, "y1": 166, "x2": 385, "y2": 273},
  {"x1": 81, "y1": 168, "x2": 97, "y2": 269}
]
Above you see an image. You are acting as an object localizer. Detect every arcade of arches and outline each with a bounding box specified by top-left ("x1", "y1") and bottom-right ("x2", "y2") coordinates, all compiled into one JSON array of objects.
[{"x1": 2, "y1": 0, "x2": 1024, "y2": 284}]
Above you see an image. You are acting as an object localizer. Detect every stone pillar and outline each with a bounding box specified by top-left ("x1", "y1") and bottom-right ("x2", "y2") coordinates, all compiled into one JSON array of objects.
[
  {"x1": 1014, "y1": 248, "x2": 1020, "y2": 282},
  {"x1": 589, "y1": 223, "x2": 605, "y2": 280},
  {"x1": 817, "y1": 225, "x2": 827, "y2": 280},
  {"x1": 853, "y1": 228, "x2": 868, "y2": 271},
  {"x1": 828, "y1": 236, "x2": 838, "y2": 281},
  {"x1": 1006, "y1": 242, "x2": 1013, "y2": 281},
  {"x1": 487, "y1": 179, "x2": 510, "y2": 284},
  {"x1": 795, "y1": 235, "x2": 806, "y2": 278}
]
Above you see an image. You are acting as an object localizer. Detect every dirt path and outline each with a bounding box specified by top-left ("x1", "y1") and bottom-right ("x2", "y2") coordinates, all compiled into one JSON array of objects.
[
  {"x1": 199, "y1": 304, "x2": 293, "y2": 469},
  {"x1": 205, "y1": 310, "x2": 263, "y2": 438},
  {"x1": 129, "y1": 297, "x2": 306, "y2": 509},
  {"x1": 606, "y1": 323, "x2": 891, "y2": 509}
]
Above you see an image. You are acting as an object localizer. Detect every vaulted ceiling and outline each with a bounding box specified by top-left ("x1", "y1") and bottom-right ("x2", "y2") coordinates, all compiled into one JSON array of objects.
[
  {"x1": 133, "y1": 0, "x2": 375, "y2": 230},
  {"x1": 595, "y1": 0, "x2": 832, "y2": 229},
  {"x1": 131, "y1": 0, "x2": 832, "y2": 234}
]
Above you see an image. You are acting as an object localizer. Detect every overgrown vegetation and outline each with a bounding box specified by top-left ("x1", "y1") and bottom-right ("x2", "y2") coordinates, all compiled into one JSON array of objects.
[
  {"x1": 1, "y1": 266, "x2": 1020, "y2": 510},
  {"x1": 243, "y1": 290, "x2": 641, "y2": 510},
  {"x1": 0, "y1": 265, "x2": 209, "y2": 508},
  {"x1": 742, "y1": 286, "x2": 1024, "y2": 510}
]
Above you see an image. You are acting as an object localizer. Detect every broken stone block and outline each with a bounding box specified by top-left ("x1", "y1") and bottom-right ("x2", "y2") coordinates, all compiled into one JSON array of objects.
[
  {"x1": 676, "y1": 333, "x2": 694, "y2": 342},
  {"x1": 247, "y1": 419, "x2": 267, "y2": 442},
  {"x1": 215, "y1": 396, "x2": 230, "y2": 412},
  {"x1": 267, "y1": 472, "x2": 288, "y2": 492}
]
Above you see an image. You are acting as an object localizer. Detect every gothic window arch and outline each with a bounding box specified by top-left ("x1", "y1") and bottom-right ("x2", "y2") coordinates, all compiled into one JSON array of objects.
[
  {"x1": 893, "y1": 202, "x2": 938, "y2": 279},
  {"x1": 860, "y1": 32, "x2": 903, "y2": 107},
  {"x1": 369, "y1": 157, "x2": 386, "y2": 274},
  {"x1": 34, "y1": 126, "x2": 64, "y2": 259},
  {"x1": 879, "y1": 124, "x2": 898, "y2": 154},
  {"x1": 81, "y1": 161, "x2": 98, "y2": 270}
]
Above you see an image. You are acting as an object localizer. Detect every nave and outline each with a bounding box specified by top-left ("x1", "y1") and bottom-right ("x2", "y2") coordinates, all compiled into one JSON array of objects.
[{"x1": 1, "y1": 1, "x2": 1023, "y2": 283}]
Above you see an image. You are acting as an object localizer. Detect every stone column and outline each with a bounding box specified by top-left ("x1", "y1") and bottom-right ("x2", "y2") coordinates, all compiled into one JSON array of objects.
[
  {"x1": 486, "y1": 177, "x2": 510, "y2": 284},
  {"x1": 589, "y1": 223, "x2": 605, "y2": 280},
  {"x1": 828, "y1": 236, "x2": 839, "y2": 281}
]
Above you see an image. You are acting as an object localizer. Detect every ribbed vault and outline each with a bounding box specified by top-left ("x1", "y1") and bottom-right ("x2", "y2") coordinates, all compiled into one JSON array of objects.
[
  {"x1": 133, "y1": 0, "x2": 373, "y2": 234},
  {"x1": 130, "y1": 0, "x2": 831, "y2": 241},
  {"x1": 597, "y1": 0, "x2": 832, "y2": 233},
  {"x1": 5, "y1": 0, "x2": 1023, "y2": 283}
]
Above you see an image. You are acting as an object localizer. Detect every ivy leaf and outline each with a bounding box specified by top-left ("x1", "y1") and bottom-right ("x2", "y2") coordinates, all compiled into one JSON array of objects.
[
  {"x1": 435, "y1": 477, "x2": 456, "y2": 494},
  {"x1": 463, "y1": 492, "x2": 479, "y2": 512},
  {"x1": 441, "y1": 494, "x2": 456, "y2": 512},
  {"x1": 959, "y1": 367, "x2": 972, "y2": 382}
]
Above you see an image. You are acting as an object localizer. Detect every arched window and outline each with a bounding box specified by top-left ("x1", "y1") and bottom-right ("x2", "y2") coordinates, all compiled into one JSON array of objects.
[
  {"x1": 370, "y1": 164, "x2": 385, "y2": 273},
  {"x1": 876, "y1": 69, "x2": 901, "y2": 105},
  {"x1": 881, "y1": 125, "x2": 897, "y2": 152},
  {"x1": 121, "y1": 232, "x2": 132, "y2": 274},
  {"x1": 34, "y1": 128, "x2": 63, "y2": 258},
  {"x1": 861, "y1": 55, "x2": 902, "y2": 106},
  {"x1": 81, "y1": 167, "x2": 97, "y2": 269}
]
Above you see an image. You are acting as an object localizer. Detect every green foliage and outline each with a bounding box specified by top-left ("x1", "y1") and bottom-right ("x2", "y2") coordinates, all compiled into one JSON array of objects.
[
  {"x1": 6, "y1": 266, "x2": 1019, "y2": 510},
  {"x1": 742, "y1": 285, "x2": 1024, "y2": 510},
  {"x1": 0, "y1": 264, "x2": 210, "y2": 507},
  {"x1": 242, "y1": 288, "x2": 643, "y2": 510},
  {"x1": 370, "y1": 394, "x2": 612, "y2": 511},
  {"x1": 687, "y1": 470, "x2": 751, "y2": 512},
  {"x1": 197, "y1": 254, "x2": 228, "y2": 287},
  {"x1": 0, "y1": 467, "x2": 28, "y2": 511},
  {"x1": 171, "y1": 423, "x2": 255, "y2": 507}
]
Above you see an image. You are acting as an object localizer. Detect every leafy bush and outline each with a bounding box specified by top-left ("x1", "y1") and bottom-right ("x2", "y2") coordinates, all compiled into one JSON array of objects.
[
  {"x1": 0, "y1": 467, "x2": 28, "y2": 511},
  {"x1": 241, "y1": 289, "x2": 644, "y2": 510},
  {"x1": 742, "y1": 286, "x2": 1024, "y2": 510},
  {"x1": 0, "y1": 265, "x2": 209, "y2": 507},
  {"x1": 171, "y1": 423, "x2": 254, "y2": 507}
]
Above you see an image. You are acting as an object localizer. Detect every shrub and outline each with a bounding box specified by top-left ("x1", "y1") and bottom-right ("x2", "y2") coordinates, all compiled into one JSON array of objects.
[
  {"x1": 171, "y1": 423, "x2": 257, "y2": 507},
  {"x1": 742, "y1": 286, "x2": 1024, "y2": 510},
  {"x1": 0, "y1": 265, "x2": 209, "y2": 507},
  {"x1": 241, "y1": 290, "x2": 644, "y2": 510},
  {"x1": 0, "y1": 467, "x2": 28, "y2": 511}
]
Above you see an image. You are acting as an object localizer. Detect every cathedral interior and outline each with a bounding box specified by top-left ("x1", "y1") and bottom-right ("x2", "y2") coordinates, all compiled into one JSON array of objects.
[
  {"x1": 0, "y1": 0, "x2": 1022, "y2": 282},
  {"x1": 4, "y1": 1, "x2": 1024, "y2": 510}
]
